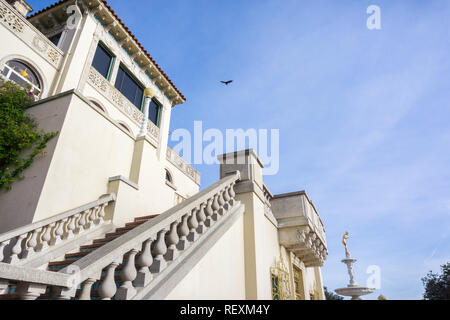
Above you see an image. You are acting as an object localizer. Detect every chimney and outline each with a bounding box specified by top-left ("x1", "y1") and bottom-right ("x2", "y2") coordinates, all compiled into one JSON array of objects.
[{"x1": 6, "y1": 0, "x2": 33, "y2": 17}]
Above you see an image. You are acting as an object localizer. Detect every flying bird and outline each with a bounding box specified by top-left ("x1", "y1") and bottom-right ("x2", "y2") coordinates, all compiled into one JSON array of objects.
[{"x1": 220, "y1": 80, "x2": 233, "y2": 86}]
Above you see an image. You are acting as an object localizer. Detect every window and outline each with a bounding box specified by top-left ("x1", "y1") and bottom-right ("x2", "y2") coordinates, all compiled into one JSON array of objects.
[
  {"x1": 118, "y1": 121, "x2": 132, "y2": 134},
  {"x1": 48, "y1": 33, "x2": 62, "y2": 46},
  {"x1": 92, "y1": 42, "x2": 114, "y2": 80},
  {"x1": 90, "y1": 100, "x2": 107, "y2": 114},
  {"x1": 149, "y1": 98, "x2": 162, "y2": 127},
  {"x1": 165, "y1": 169, "x2": 173, "y2": 183},
  {"x1": 115, "y1": 64, "x2": 144, "y2": 109},
  {"x1": 2, "y1": 60, "x2": 41, "y2": 96}
]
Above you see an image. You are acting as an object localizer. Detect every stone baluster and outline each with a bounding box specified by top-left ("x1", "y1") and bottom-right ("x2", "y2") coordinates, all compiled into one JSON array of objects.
[
  {"x1": 211, "y1": 194, "x2": 220, "y2": 222},
  {"x1": 165, "y1": 221, "x2": 180, "y2": 261},
  {"x1": 50, "y1": 220, "x2": 65, "y2": 246},
  {"x1": 6, "y1": 233, "x2": 27, "y2": 263},
  {"x1": 177, "y1": 214, "x2": 190, "y2": 250},
  {"x1": 187, "y1": 208, "x2": 199, "y2": 242},
  {"x1": 78, "y1": 278, "x2": 97, "y2": 300},
  {"x1": 65, "y1": 215, "x2": 78, "y2": 239},
  {"x1": 0, "y1": 240, "x2": 10, "y2": 263},
  {"x1": 223, "y1": 186, "x2": 231, "y2": 207},
  {"x1": 228, "y1": 182, "x2": 236, "y2": 206},
  {"x1": 98, "y1": 262, "x2": 119, "y2": 300},
  {"x1": 37, "y1": 223, "x2": 55, "y2": 252},
  {"x1": 134, "y1": 239, "x2": 153, "y2": 287},
  {"x1": 196, "y1": 203, "x2": 207, "y2": 234},
  {"x1": 16, "y1": 282, "x2": 47, "y2": 300},
  {"x1": 217, "y1": 190, "x2": 226, "y2": 215},
  {"x1": 97, "y1": 203, "x2": 107, "y2": 225},
  {"x1": 116, "y1": 249, "x2": 139, "y2": 300},
  {"x1": 77, "y1": 210, "x2": 88, "y2": 233},
  {"x1": 21, "y1": 228, "x2": 42, "y2": 259},
  {"x1": 150, "y1": 229, "x2": 168, "y2": 273},
  {"x1": 204, "y1": 198, "x2": 214, "y2": 227},
  {"x1": 89, "y1": 207, "x2": 98, "y2": 228}
]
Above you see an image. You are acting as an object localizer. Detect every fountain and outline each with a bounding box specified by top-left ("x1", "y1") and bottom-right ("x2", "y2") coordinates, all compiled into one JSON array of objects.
[{"x1": 334, "y1": 232, "x2": 375, "y2": 300}]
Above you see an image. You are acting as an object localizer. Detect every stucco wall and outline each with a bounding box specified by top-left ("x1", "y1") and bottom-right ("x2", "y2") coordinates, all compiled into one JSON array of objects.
[
  {"x1": 166, "y1": 213, "x2": 246, "y2": 300},
  {"x1": 32, "y1": 92, "x2": 135, "y2": 223},
  {"x1": 0, "y1": 90, "x2": 199, "y2": 231},
  {"x1": 0, "y1": 94, "x2": 71, "y2": 232}
]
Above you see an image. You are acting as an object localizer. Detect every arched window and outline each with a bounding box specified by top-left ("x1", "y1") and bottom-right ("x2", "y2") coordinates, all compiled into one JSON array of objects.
[
  {"x1": 1, "y1": 60, "x2": 41, "y2": 96},
  {"x1": 90, "y1": 100, "x2": 107, "y2": 114},
  {"x1": 165, "y1": 169, "x2": 173, "y2": 183},
  {"x1": 117, "y1": 121, "x2": 132, "y2": 134}
]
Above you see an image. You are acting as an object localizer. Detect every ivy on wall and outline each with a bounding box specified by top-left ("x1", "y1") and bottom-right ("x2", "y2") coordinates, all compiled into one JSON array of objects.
[{"x1": 0, "y1": 82, "x2": 58, "y2": 191}]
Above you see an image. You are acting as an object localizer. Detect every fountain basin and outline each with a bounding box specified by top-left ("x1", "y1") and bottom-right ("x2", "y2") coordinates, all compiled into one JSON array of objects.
[{"x1": 335, "y1": 286, "x2": 375, "y2": 300}]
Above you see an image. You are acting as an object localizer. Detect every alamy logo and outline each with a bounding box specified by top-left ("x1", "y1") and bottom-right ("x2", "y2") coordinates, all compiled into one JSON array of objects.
[
  {"x1": 367, "y1": 5, "x2": 382, "y2": 30},
  {"x1": 171, "y1": 121, "x2": 280, "y2": 175},
  {"x1": 66, "y1": 4, "x2": 82, "y2": 30},
  {"x1": 366, "y1": 265, "x2": 381, "y2": 289}
]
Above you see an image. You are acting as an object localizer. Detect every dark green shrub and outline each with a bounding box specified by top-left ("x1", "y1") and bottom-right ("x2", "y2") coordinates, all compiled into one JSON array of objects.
[{"x1": 0, "y1": 81, "x2": 57, "y2": 191}]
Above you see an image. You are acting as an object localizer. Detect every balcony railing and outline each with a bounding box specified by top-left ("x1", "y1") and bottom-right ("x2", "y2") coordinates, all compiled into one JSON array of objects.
[
  {"x1": 0, "y1": 194, "x2": 116, "y2": 265},
  {"x1": 271, "y1": 191, "x2": 328, "y2": 267},
  {"x1": 166, "y1": 146, "x2": 201, "y2": 185},
  {"x1": 87, "y1": 66, "x2": 160, "y2": 143},
  {"x1": 0, "y1": 0, "x2": 64, "y2": 69}
]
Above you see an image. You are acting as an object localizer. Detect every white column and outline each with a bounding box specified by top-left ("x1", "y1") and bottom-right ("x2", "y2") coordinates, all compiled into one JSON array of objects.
[
  {"x1": 157, "y1": 101, "x2": 172, "y2": 160},
  {"x1": 138, "y1": 88, "x2": 156, "y2": 137}
]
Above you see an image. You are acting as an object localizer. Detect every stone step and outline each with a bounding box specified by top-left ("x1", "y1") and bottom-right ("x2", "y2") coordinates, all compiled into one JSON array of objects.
[
  {"x1": 134, "y1": 215, "x2": 158, "y2": 222},
  {"x1": 125, "y1": 220, "x2": 149, "y2": 228},
  {"x1": 45, "y1": 214, "x2": 157, "y2": 282}
]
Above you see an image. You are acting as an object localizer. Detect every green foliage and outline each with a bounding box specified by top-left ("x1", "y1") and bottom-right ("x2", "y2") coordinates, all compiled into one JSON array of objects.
[
  {"x1": 324, "y1": 286, "x2": 344, "y2": 300},
  {"x1": 422, "y1": 262, "x2": 450, "y2": 300},
  {"x1": 0, "y1": 81, "x2": 57, "y2": 191}
]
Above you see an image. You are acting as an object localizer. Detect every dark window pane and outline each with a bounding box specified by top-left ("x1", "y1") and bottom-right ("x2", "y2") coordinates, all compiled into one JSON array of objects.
[
  {"x1": 10, "y1": 72, "x2": 29, "y2": 89},
  {"x1": 92, "y1": 44, "x2": 112, "y2": 79},
  {"x1": 115, "y1": 66, "x2": 143, "y2": 109},
  {"x1": 48, "y1": 33, "x2": 62, "y2": 46},
  {"x1": 149, "y1": 99, "x2": 161, "y2": 126},
  {"x1": 5, "y1": 60, "x2": 41, "y2": 90}
]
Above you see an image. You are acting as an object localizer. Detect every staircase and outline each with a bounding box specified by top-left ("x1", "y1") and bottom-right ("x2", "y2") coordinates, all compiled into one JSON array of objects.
[
  {"x1": 0, "y1": 214, "x2": 159, "y2": 300},
  {"x1": 47, "y1": 215, "x2": 158, "y2": 273},
  {"x1": 0, "y1": 171, "x2": 243, "y2": 300}
]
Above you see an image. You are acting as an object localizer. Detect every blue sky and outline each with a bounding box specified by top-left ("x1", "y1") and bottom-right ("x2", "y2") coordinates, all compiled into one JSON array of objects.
[{"x1": 29, "y1": 0, "x2": 450, "y2": 299}]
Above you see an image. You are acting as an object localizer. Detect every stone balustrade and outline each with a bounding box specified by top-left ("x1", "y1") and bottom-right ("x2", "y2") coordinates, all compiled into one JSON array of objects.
[
  {"x1": 0, "y1": 0, "x2": 64, "y2": 68},
  {"x1": 87, "y1": 66, "x2": 160, "y2": 143},
  {"x1": 166, "y1": 146, "x2": 201, "y2": 185},
  {"x1": 0, "y1": 194, "x2": 116, "y2": 266},
  {"x1": 271, "y1": 191, "x2": 328, "y2": 267},
  {"x1": 263, "y1": 184, "x2": 274, "y2": 216},
  {"x1": 9, "y1": 171, "x2": 240, "y2": 300}
]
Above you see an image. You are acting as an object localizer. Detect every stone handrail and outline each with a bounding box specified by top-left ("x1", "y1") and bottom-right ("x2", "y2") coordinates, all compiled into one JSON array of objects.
[
  {"x1": 49, "y1": 171, "x2": 240, "y2": 300},
  {"x1": 0, "y1": 0, "x2": 64, "y2": 68},
  {"x1": 0, "y1": 262, "x2": 73, "y2": 288},
  {"x1": 0, "y1": 194, "x2": 116, "y2": 265},
  {"x1": 87, "y1": 66, "x2": 160, "y2": 143},
  {"x1": 166, "y1": 146, "x2": 201, "y2": 185}
]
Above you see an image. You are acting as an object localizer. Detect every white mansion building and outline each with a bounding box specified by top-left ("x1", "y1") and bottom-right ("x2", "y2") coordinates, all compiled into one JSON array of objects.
[{"x1": 0, "y1": 0, "x2": 328, "y2": 300}]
